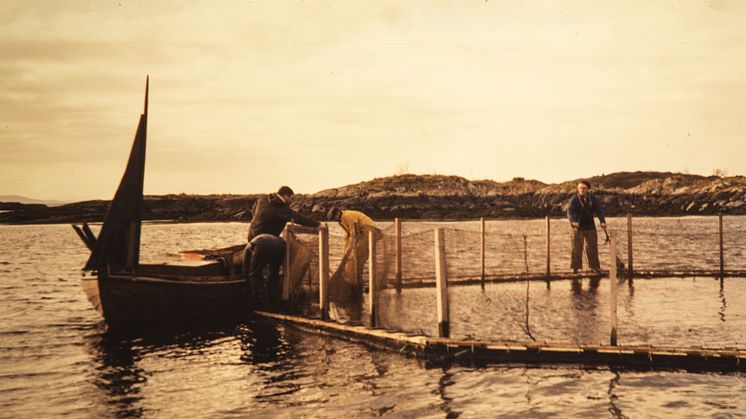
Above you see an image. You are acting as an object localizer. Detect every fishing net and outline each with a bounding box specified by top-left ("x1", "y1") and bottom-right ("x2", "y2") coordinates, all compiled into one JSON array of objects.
[
  {"x1": 283, "y1": 222, "x2": 395, "y2": 320},
  {"x1": 280, "y1": 216, "x2": 746, "y2": 346},
  {"x1": 283, "y1": 227, "x2": 319, "y2": 307}
]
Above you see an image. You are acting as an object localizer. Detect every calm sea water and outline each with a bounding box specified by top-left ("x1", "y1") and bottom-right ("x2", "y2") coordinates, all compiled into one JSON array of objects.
[{"x1": 1, "y1": 218, "x2": 745, "y2": 418}]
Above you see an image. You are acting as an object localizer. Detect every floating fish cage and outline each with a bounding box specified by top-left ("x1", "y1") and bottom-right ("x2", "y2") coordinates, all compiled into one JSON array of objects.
[{"x1": 273, "y1": 215, "x2": 746, "y2": 372}]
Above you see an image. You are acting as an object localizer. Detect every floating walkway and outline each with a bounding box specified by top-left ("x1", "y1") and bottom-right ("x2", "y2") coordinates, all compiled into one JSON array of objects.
[
  {"x1": 255, "y1": 311, "x2": 746, "y2": 373},
  {"x1": 395, "y1": 269, "x2": 746, "y2": 289}
]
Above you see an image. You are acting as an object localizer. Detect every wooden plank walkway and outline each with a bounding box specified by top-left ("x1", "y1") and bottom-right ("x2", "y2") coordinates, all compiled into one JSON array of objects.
[{"x1": 255, "y1": 310, "x2": 746, "y2": 372}]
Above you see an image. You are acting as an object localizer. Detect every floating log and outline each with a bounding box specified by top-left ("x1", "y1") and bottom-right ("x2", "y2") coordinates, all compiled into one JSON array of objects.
[
  {"x1": 387, "y1": 269, "x2": 746, "y2": 289},
  {"x1": 255, "y1": 311, "x2": 746, "y2": 373}
]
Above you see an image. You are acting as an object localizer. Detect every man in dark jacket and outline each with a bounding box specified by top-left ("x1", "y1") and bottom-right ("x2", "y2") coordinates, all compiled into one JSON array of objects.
[
  {"x1": 567, "y1": 179, "x2": 606, "y2": 272},
  {"x1": 244, "y1": 186, "x2": 320, "y2": 303},
  {"x1": 247, "y1": 186, "x2": 320, "y2": 241}
]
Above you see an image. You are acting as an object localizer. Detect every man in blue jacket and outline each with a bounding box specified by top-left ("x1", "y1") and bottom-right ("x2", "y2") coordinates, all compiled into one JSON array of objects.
[{"x1": 567, "y1": 179, "x2": 606, "y2": 273}]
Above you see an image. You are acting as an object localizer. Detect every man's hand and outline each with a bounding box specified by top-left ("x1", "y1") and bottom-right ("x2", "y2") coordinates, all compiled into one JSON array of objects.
[
  {"x1": 600, "y1": 222, "x2": 607, "y2": 229},
  {"x1": 571, "y1": 222, "x2": 579, "y2": 229}
]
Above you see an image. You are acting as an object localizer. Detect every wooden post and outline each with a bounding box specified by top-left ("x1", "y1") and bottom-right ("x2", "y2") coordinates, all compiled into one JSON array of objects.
[
  {"x1": 610, "y1": 236, "x2": 618, "y2": 346},
  {"x1": 718, "y1": 213, "x2": 725, "y2": 278},
  {"x1": 282, "y1": 229, "x2": 291, "y2": 301},
  {"x1": 395, "y1": 217, "x2": 402, "y2": 292},
  {"x1": 545, "y1": 216, "x2": 551, "y2": 278},
  {"x1": 627, "y1": 214, "x2": 633, "y2": 280},
  {"x1": 369, "y1": 230, "x2": 377, "y2": 327},
  {"x1": 480, "y1": 217, "x2": 486, "y2": 289},
  {"x1": 319, "y1": 224, "x2": 329, "y2": 320},
  {"x1": 434, "y1": 228, "x2": 450, "y2": 338},
  {"x1": 352, "y1": 221, "x2": 360, "y2": 287}
]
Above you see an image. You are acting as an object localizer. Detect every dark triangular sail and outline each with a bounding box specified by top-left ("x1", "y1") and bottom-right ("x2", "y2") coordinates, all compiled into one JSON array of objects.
[{"x1": 85, "y1": 77, "x2": 149, "y2": 271}]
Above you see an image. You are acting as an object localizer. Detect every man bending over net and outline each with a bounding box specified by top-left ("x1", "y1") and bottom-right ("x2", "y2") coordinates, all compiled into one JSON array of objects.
[{"x1": 326, "y1": 207, "x2": 382, "y2": 299}]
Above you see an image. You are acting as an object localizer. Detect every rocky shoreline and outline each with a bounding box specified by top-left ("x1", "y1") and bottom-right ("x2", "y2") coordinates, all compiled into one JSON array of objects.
[{"x1": 2, "y1": 172, "x2": 745, "y2": 224}]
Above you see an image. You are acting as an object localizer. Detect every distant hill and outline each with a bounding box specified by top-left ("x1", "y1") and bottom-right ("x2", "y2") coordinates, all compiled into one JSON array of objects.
[
  {"x1": 298, "y1": 171, "x2": 746, "y2": 219},
  {"x1": 313, "y1": 171, "x2": 744, "y2": 198},
  {"x1": 0, "y1": 195, "x2": 67, "y2": 207},
  {"x1": 1, "y1": 171, "x2": 745, "y2": 224}
]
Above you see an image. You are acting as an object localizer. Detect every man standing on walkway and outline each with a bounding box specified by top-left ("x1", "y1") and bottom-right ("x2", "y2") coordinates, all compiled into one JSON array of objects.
[{"x1": 567, "y1": 179, "x2": 606, "y2": 273}]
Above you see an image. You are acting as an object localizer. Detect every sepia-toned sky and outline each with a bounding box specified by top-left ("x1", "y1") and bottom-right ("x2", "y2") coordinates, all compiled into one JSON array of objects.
[{"x1": 2, "y1": 1, "x2": 745, "y2": 201}]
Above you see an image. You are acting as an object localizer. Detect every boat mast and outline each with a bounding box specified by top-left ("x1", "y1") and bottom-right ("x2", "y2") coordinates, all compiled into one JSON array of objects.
[
  {"x1": 84, "y1": 76, "x2": 149, "y2": 272},
  {"x1": 126, "y1": 76, "x2": 148, "y2": 269}
]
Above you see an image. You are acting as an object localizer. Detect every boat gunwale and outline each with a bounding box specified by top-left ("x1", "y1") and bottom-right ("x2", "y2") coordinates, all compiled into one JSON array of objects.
[{"x1": 106, "y1": 272, "x2": 246, "y2": 285}]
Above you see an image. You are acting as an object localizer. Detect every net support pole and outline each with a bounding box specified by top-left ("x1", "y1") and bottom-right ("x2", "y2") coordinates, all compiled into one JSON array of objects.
[
  {"x1": 610, "y1": 235, "x2": 618, "y2": 346},
  {"x1": 434, "y1": 228, "x2": 450, "y2": 338},
  {"x1": 369, "y1": 230, "x2": 377, "y2": 327},
  {"x1": 627, "y1": 214, "x2": 633, "y2": 281},
  {"x1": 282, "y1": 229, "x2": 291, "y2": 301},
  {"x1": 545, "y1": 216, "x2": 551, "y2": 278},
  {"x1": 352, "y1": 221, "x2": 360, "y2": 287},
  {"x1": 319, "y1": 224, "x2": 330, "y2": 321},
  {"x1": 718, "y1": 213, "x2": 725, "y2": 279},
  {"x1": 480, "y1": 217, "x2": 486, "y2": 289},
  {"x1": 395, "y1": 217, "x2": 402, "y2": 293}
]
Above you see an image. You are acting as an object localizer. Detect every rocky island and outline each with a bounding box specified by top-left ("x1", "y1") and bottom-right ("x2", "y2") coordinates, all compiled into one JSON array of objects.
[{"x1": 2, "y1": 171, "x2": 745, "y2": 224}]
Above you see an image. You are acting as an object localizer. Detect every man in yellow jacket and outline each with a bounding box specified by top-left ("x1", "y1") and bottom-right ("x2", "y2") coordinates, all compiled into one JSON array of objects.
[{"x1": 327, "y1": 207, "x2": 382, "y2": 291}]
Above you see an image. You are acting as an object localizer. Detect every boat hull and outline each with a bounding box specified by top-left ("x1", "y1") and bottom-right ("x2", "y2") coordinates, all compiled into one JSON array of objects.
[{"x1": 83, "y1": 272, "x2": 250, "y2": 326}]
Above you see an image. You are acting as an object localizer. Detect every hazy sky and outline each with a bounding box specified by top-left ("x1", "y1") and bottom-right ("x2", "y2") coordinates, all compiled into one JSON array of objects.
[{"x1": 2, "y1": 1, "x2": 745, "y2": 201}]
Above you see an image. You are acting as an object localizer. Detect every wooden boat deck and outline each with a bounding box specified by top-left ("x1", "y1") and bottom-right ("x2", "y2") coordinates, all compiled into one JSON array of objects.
[{"x1": 255, "y1": 311, "x2": 746, "y2": 372}]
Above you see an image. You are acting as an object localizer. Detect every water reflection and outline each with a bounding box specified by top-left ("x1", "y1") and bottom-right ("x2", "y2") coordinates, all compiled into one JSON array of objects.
[
  {"x1": 436, "y1": 366, "x2": 459, "y2": 418},
  {"x1": 719, "y1": 278, "x2": 726, "y2": 323},
  {"x1": 85, "y1": 318, "x2": 299, "y2": 416},
  {"x1": 607, "y1": 369, "x2": 624, "y2": 419},
  {"x1": 568, "y1": 278, "x2": 603, "y2": 344},
  {"x1": 85, "y1": 328, "x2": 147, "y2": 418},
  {"x1": 238, "y1": 321, "x2": 290, "y2": 366},
  {"x1": 239, "y1": 321, "x2": 313, "y2": 405}
]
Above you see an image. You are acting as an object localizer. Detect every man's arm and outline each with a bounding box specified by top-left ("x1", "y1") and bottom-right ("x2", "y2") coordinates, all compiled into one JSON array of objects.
[{"x1": 290, "y1": 209, "x2": 320, "y2": 228}]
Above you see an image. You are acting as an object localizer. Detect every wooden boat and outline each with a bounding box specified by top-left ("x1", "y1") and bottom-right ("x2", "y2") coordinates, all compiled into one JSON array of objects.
[{"x1": 72, "y1": 78, "x2": 250, "y2": 326}]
